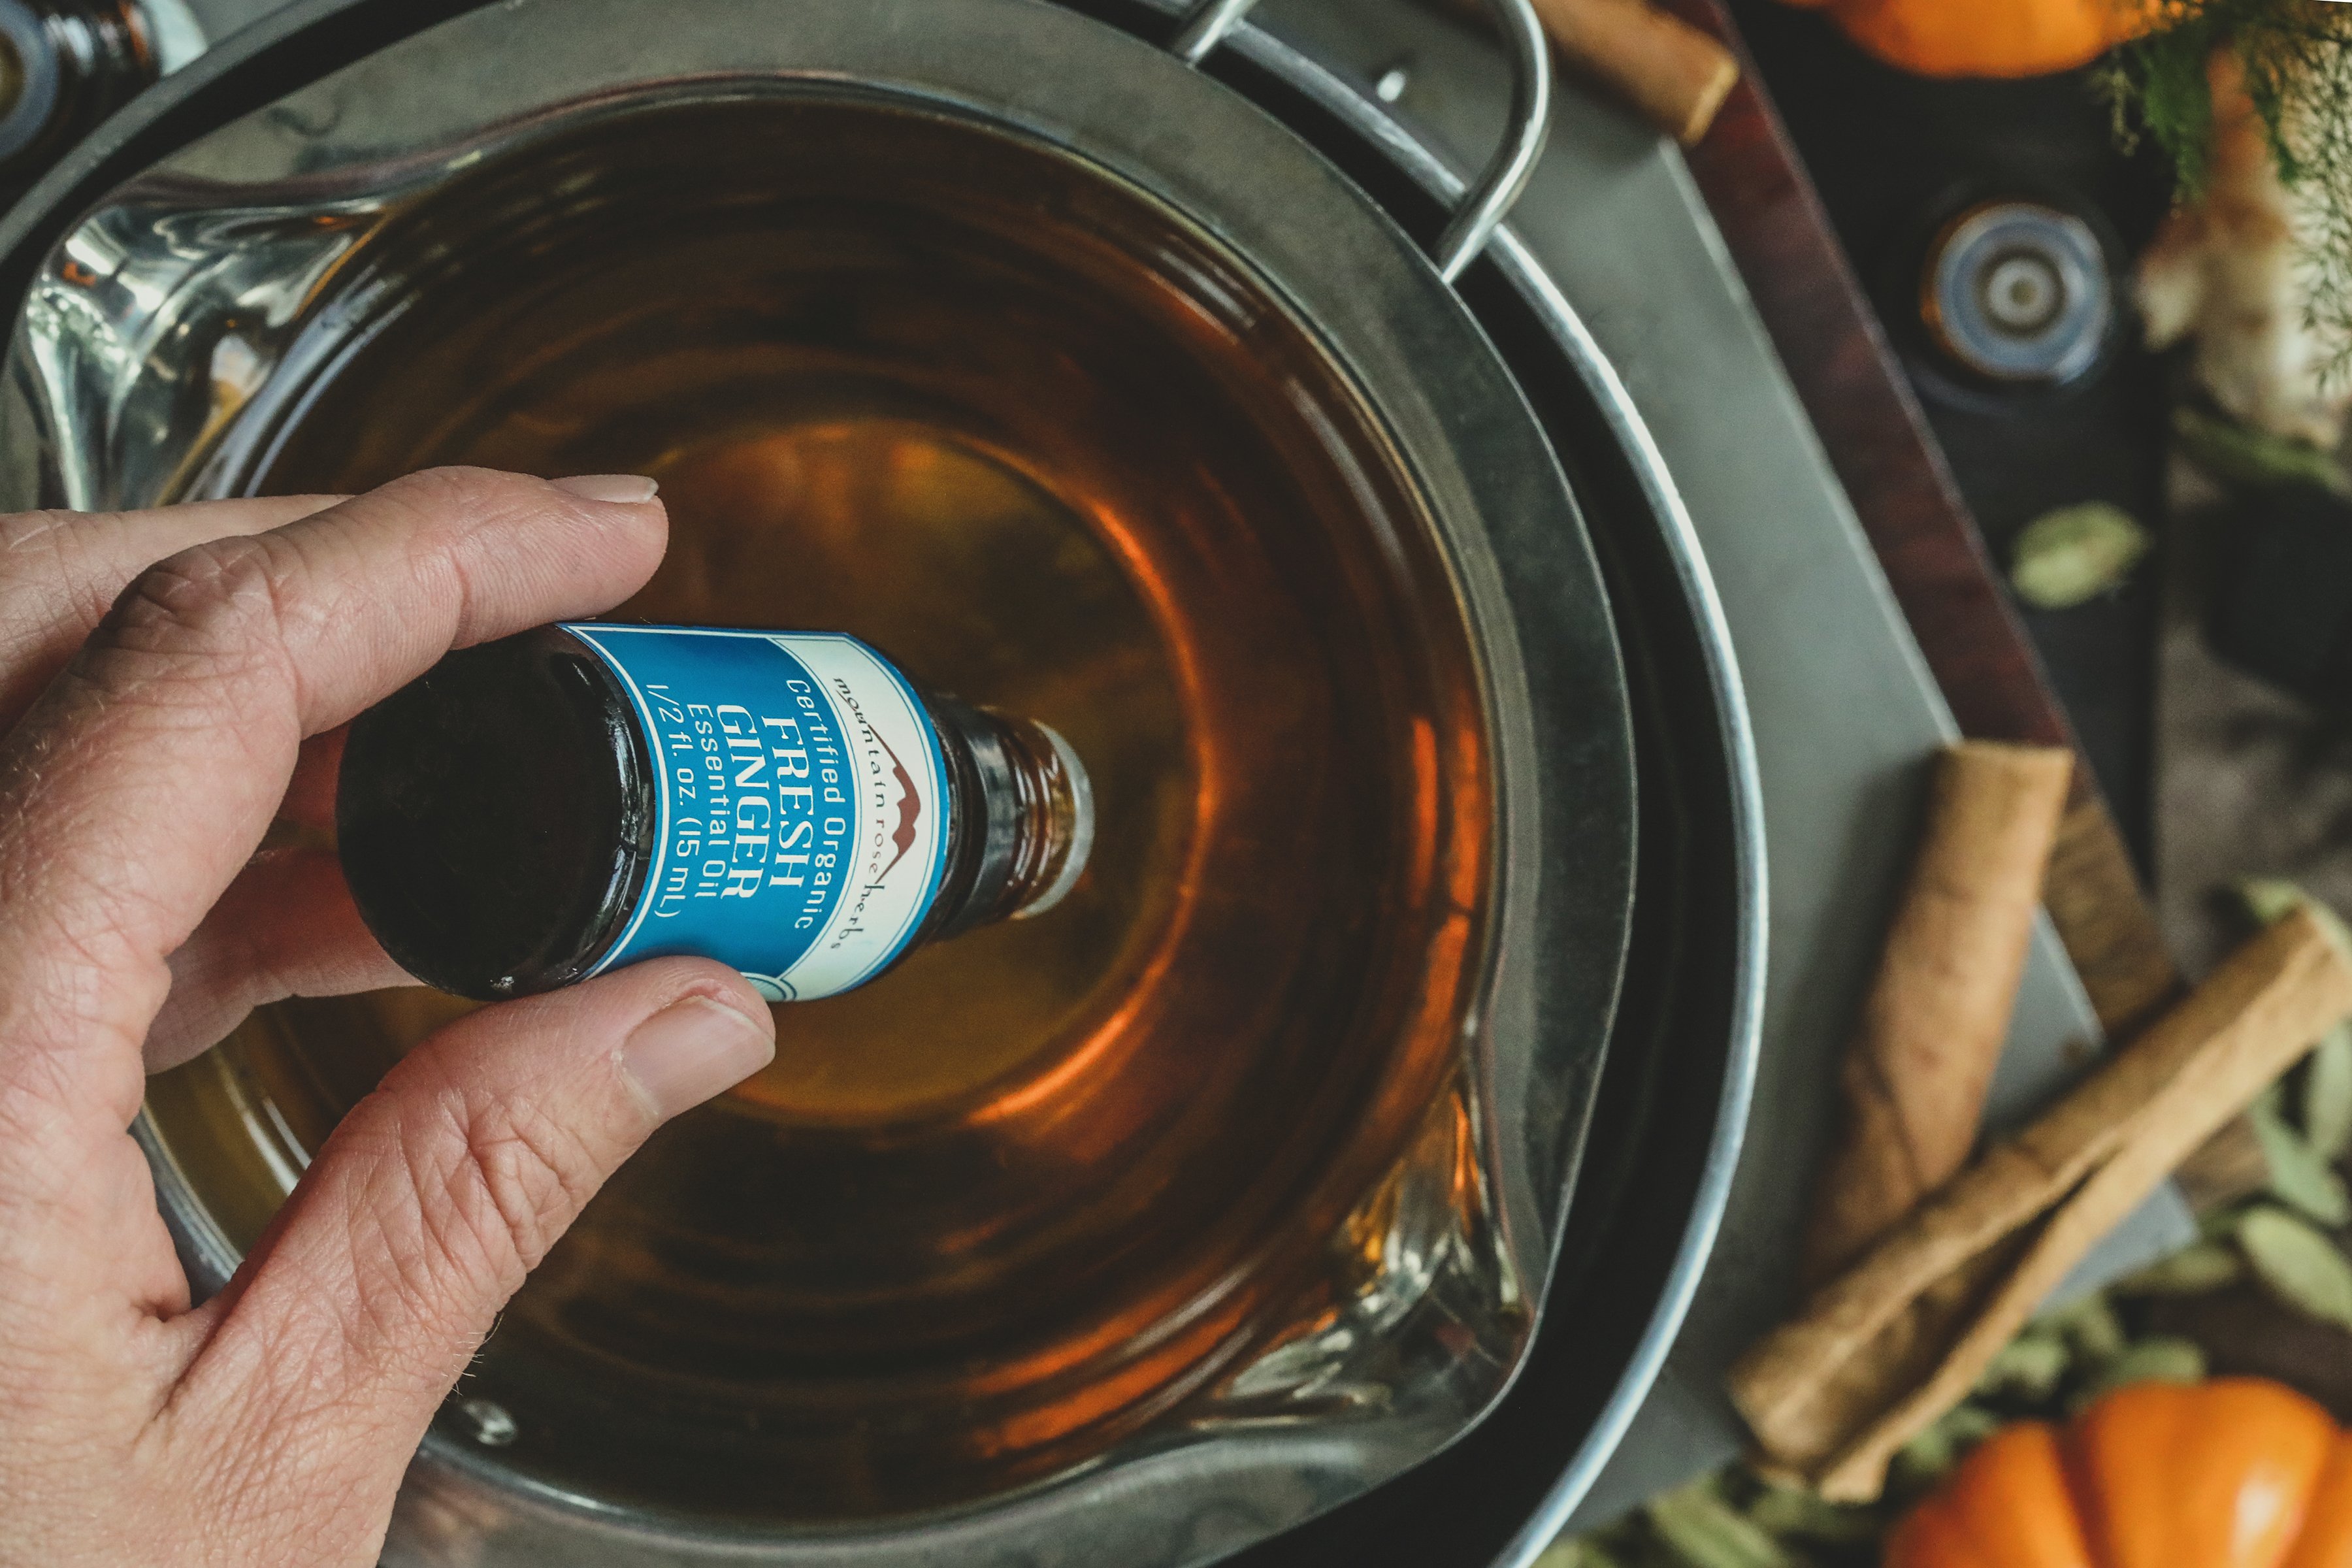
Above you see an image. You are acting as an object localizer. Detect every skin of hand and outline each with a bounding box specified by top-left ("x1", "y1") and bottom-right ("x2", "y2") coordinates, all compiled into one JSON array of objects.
[{"x1": 0, "y1": 468, "x2": 777, "y2": 1567}]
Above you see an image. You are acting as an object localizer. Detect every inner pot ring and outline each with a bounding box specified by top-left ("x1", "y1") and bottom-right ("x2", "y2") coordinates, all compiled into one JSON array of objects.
[{"x1": 139, "y1": 90, "x2": 1499, "y2": 1524}]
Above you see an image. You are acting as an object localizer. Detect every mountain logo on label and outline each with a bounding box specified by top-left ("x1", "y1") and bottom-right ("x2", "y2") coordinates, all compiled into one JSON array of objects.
[{"x1": 877, "y1": 724, "x2": 923, "y2": 883}]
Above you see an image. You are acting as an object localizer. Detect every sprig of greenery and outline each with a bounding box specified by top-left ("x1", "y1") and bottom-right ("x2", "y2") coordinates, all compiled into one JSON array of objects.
[
  {"x1": 2100, "y1": 2, "x2": 2352, "y2": 191},
  {"x1": 2098, "y1": 1, "x2": 2352, "y2": 374}
]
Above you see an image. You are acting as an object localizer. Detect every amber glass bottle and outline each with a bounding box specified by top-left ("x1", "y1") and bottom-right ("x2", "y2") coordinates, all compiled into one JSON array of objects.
[{"x1": 338, "y1": 623, "x2": 1093, "y2": 1002}]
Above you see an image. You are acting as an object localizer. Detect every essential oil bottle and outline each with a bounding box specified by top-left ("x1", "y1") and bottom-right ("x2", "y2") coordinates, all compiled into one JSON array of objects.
[{"x1": 336, "y1": 624, "x2": 1094, "y2": 1002}]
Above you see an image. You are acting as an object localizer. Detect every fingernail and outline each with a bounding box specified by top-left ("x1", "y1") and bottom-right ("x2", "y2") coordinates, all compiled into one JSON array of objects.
[
  {"x1": 552, "y1": 473, "x2": 659, "y2": 504},
  {"x1": 619, "y1": 994, "x2": 774, "y2": 1122}
]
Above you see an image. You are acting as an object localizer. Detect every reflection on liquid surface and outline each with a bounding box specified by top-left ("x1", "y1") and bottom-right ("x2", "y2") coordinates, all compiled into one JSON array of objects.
[{"x1": 145, "y1": 95, "x2": 1490, "y2": 1522}]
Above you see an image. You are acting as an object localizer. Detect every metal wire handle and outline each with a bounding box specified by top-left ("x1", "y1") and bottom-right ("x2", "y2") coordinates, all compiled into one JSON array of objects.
[{"x1": 1169, "y1": 0, "x2": 1553, "y2": 283}]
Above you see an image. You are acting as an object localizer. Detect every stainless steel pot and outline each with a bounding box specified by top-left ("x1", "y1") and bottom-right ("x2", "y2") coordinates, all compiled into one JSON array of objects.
[{"x1": 0, "y1": 0, "x2": 1759, "y2": 1561}]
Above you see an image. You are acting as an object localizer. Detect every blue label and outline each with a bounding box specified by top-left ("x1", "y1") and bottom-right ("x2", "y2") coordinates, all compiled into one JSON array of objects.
[{"x1": 563, "y1": 625, "x2": 953, "y2": 1002}]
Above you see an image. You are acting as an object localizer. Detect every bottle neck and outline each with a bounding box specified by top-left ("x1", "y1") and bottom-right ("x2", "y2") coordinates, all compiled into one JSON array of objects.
[
  {"x1": 0, "y1": 1, "x2": 158, "y2": 199},
  {"x1": 922, "y1": 696, "x2": 1094, "y2": 942}
]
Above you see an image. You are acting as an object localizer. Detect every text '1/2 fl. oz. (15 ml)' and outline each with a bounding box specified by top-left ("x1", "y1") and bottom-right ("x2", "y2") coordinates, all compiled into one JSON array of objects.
[{"x1": 336, "y1": 623, "x2": 1094, "y2": 1002}]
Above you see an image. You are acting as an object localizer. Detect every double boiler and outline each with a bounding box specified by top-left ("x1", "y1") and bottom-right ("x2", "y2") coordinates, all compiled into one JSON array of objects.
[{"x1": 0, "y1": 0, "x2": 1764, "y2": 1561}]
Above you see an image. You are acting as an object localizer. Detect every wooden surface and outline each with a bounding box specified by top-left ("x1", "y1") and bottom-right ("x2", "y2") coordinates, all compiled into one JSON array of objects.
[{"x1": 1651, "y1": 0, "x2": 2183, "y2": 1039}]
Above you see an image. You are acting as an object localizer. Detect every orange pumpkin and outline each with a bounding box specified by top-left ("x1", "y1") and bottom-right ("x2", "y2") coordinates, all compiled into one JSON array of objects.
[
  {"x1": 1887, "y1": 1379, "x2": 2352, "y2": 1568},
  {"x1": 1781, "y1": 0, "x2": 2163, "y2": 79}
]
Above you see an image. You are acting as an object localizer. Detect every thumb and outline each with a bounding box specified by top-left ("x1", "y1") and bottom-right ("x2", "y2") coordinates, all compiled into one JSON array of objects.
[{"x1": 177, "y1": 958, "x2": 773, "y2": 1460}]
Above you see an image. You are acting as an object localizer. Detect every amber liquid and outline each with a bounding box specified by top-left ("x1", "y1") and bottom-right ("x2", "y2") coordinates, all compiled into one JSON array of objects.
[{"x1": 146, "y1": 95, "x2": 1491, "y2": 1522}]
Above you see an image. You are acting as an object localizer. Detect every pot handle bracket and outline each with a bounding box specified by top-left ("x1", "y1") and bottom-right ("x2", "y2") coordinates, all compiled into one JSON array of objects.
[{"x1": 1167, "y1": 0, "x2": 1554, "y2": 284}]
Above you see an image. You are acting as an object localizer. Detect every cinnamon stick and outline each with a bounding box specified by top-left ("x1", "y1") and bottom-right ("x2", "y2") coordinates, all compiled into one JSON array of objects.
[
  {"x1": 1441, "y1": 0, "x2": 1738, "y2": 146},
  {"x1": 1526, "y1": 0, "x2": 1737, "y2": 146},
  {"x1": 1728, "y1": 907, "x2": 2352, "y2": 1501},
  {"x1": 1802, "y1": 742, "x2": 2073, "y2": 1285}
]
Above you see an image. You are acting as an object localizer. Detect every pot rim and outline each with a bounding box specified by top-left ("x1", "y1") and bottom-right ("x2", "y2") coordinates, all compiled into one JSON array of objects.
[{"x1": 0, "y1": 0, "x2": 1714, "y2": 1559}]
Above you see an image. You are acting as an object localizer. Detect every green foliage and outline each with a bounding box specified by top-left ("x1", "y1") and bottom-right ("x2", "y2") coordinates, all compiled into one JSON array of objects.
[
  {"x1": 2008, "y1": 502, "x2": 2151, "y2": 608},
  {"x1": 2103, "y1": 3, "x2": 2352, "y2": 189},
  {"x1": 2100, "y1": 1, "x2": 2352, "y2": 374},
  {"x1": 2095, "y1": 14, "x2": 2216, "y2": 193}
]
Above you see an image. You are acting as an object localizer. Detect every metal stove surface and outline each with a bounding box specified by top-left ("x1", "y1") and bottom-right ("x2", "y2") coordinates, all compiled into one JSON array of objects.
[
  {"x1": 1240, "y1": 0, "x2": 2196, "y2": 1540},
  {"x1": 48, "y1": 0, "x2": 2193, "y2": 1555}
]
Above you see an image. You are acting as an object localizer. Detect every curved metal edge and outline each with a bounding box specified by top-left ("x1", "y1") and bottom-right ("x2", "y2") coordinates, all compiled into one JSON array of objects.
[
  {"x1": 1172, "y1": 0, "x2": 1550, "y2": 283},
  {"x1": 131, "y1": 1111, "x2": 242, "y2": 1288},
  {"x1": 1173, "y1": 0, "x2": 1630, "y2": 1273},
  {"x1": 1431, "y1": 0, "x2": 1550, "y2": 283},
  {"x1": 0, "y1": 0, "x2": 470, "y2": 331},
  {"x1": 1479, "y1": 233, "x2": 1765, "y2": 1565},
  {"x1": 1169, "y1": 0, "x2": 1257, "y2": 62},
  {"x1": 1205, "y1": 21, "x2": 1763, "y2": 1550},
  {"x1": 1213, "y1": 0, "x2": 1769, "y2": 1476}
]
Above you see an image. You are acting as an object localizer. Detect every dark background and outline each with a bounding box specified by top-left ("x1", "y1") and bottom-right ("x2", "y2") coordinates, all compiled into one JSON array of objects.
[{"x1": 1727, "y1": 0, "x2": 2178, "y2": 871}]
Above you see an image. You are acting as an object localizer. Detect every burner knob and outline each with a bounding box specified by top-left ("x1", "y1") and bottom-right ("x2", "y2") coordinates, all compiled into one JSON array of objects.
[{"x1": 1919, "y1": 200, "x2": 2112, "y2": 385}]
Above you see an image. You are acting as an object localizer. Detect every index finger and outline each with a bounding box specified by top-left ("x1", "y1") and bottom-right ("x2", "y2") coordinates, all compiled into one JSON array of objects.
[
  {"x1": 0, "y1": 493, "x2": 346, "y2": 728},
  {"x1": 0, "y1": 466, "x2": 666, "y2": 1132}
]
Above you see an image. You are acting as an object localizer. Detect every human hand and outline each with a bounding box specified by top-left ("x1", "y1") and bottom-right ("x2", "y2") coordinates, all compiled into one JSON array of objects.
[{"x1": 0, "y1": 470, "x2": 777, "y2": 1566}]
